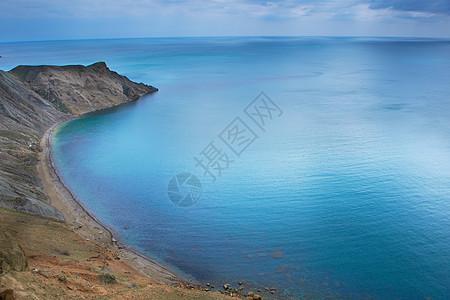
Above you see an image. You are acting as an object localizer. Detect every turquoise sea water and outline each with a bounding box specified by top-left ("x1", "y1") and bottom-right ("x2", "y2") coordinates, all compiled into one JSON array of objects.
[{"x1": 1, "y1": 37, "x2": 450, "y2": 299}]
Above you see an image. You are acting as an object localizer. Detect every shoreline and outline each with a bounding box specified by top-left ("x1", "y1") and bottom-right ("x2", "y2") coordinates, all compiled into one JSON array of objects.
[{"x1": 37, "y1": 116, "x2": 188, "y2": 286}]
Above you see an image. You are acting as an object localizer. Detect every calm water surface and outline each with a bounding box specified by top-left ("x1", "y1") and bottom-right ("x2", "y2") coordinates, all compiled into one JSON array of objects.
[{"x1": 1, "y1": 37, "x2": 450, "y2": 299}]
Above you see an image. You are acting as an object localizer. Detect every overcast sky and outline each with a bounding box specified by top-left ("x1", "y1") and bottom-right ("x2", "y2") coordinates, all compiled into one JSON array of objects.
[{"x1": 1, "y1": 0, "x2": 449, "y2": 42}]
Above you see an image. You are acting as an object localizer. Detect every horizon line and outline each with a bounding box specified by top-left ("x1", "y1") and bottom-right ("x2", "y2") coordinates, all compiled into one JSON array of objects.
[{"x1": 1, "y1": 35, "x2": 450, "y2": 45}]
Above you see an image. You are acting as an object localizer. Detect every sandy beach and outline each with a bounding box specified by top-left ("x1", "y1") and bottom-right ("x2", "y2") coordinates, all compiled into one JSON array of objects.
[
  {"x1": 0, "y1": 62, "x2": 248, "y2": 299},
  {"x1": 37, "y1": 119, "x2": 186, "y2": 285}
]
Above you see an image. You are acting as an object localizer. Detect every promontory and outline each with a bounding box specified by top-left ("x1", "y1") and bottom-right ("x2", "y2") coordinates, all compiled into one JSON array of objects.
[{"x1": 0, "y1": 62, "x2": 235, "y2": 299}]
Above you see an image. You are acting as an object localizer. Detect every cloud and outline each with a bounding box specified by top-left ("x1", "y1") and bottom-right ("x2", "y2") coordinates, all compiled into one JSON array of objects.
[
  {"x1": 237, "y1": 0, "x2": 448, "y2": 21},
  {"x1": 368, "y1": 0, "x2": 450, "y2": 15},
  {"x1": 0, "y1": 0, "x2": 449, "y2": 41},
  {"x1": 2, "y1": 0, "x2": 449, "y2": 20}
]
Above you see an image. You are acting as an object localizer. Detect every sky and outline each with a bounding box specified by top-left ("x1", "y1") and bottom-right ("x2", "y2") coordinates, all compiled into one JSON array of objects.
[{"x1": 1, "y1": 0, "x2": 449, "y2": 42}]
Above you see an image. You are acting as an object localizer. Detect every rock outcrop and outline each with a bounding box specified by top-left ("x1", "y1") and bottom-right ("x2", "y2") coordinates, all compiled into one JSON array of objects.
[
  {"x1": 8, "y1": 62, "x2": 156, "y2": 115},
  {"x1": 0, "y1": 231, "x2": 28, "y2": 275},
  {"x1": 0, "y1": 62, "x2": 157, "y2": 219}
]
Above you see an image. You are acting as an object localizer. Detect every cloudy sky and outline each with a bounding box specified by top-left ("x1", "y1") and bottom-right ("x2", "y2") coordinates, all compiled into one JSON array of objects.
[{"x1": 1, "y1": 0, "x2": 449, "y2": 42}]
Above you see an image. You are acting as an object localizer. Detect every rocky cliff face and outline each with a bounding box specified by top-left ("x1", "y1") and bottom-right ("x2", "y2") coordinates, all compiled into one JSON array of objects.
[
  {"x1": 9, "y1": 62, "x2": 156, "y2": 115},
  {"x1": 0, "y1": 62, "x2": 157, "y2": 219}
]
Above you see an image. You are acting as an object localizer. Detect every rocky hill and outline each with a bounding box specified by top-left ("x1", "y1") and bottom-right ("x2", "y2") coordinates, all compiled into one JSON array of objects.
[
  {"x1": 0, "y1": 63, "x2": 243, "y2": 300},
  {"x1": 0, "y1": 62, "x2": 157, "y2": 219},
  {"x1": 9, "y1": 62, "x2": 154, "y2": 115}
]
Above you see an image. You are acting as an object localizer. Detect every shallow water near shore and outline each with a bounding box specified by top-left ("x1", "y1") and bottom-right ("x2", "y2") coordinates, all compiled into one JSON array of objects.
[{"x1": 2, "y1": 37, "x2": 450, "y2": 299}]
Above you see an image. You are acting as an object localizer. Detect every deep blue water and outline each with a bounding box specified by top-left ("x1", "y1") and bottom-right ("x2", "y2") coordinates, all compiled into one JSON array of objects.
[{"x1": 1, "y1": 37, "x2": 450, "y2": 299}]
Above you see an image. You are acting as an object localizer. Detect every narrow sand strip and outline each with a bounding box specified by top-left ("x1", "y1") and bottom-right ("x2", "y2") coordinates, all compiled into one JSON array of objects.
[{"x1": 37, "y1": 119, "x2": 186, "y2": 285}]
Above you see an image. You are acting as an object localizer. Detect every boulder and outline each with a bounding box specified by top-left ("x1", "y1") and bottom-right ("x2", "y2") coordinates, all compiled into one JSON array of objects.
[
  {"x1": 0, "y1": 232, "x2": 27, "y2": 275},
  {"x1": 0, "y1": 289, "x2": 17, "y2": 300},
  {"x1": 98, "y1": 273, "x2": 116, "y2": 284}
]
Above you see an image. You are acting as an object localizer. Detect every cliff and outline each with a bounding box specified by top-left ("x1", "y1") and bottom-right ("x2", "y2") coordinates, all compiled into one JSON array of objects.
[
  {"x1": 0, "y1": 63, "x2": 239, "y2": 300},
  {"x1": 8, "y1": 62, "x2": 156, "y2": 115},
  {"x1": 0, "y1": 62, "x2": 157, "y2": 219}
]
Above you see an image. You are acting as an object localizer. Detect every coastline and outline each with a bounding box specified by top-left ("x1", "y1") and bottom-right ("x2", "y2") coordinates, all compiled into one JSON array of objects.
[
  {"x1": 37, "y1": 117, "x2": 187, "y2": 286},
  {"x1": 1, "y1": 62, "x2": 241, "y2": 299}
]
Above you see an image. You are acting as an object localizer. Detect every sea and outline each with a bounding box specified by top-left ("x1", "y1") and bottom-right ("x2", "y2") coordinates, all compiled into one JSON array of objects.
[{"x1": 1, "y1": 37, "x2": 449, "y2": 299}]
